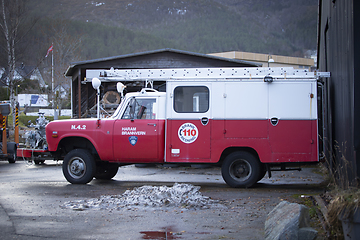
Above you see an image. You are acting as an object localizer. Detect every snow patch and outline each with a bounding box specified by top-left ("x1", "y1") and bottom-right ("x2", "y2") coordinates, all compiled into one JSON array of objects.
[
  {"x1": 177, "y1": 9, "x2": 187, "y2": 15},
  {"x1": 126, "y1": 3, "x2": 133, "y2": 9},
  {"x1": 88, "y1": 1, "x2": 105, "y2": 7},
  {"x1": 61, "y1": 183, "x2": 224, "y2": 211},
  {"x1": 167, "y1": 7, "x2": 187, "y2": 15}
]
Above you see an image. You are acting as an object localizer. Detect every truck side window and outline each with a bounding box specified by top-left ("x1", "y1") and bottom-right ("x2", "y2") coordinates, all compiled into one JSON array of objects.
[
  {"x1": 121, "y1": 98, "x2": 157, "y2": 119},
  {"x1": 174, "y1": 86, "x2": 209, "y2": 113}
]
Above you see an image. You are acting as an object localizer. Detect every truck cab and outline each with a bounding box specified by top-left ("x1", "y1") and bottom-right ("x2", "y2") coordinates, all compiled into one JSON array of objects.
[{"x1": 111, "y1": 89, "x2": 166, "y2": 162}]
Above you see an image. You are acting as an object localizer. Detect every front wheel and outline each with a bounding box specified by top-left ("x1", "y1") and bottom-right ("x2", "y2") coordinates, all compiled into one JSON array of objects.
[
  {"x1": 221, "y1": 151, "x2": 261, "y2": 188},
  {"x1": 63, "y1": 149, "x2": 96, "y2": 184}
]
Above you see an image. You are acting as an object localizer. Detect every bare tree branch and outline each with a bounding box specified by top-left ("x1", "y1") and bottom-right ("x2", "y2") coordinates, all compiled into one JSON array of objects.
[{"x1": 0, "y1": 0, "x2": 28, "y2": 134}]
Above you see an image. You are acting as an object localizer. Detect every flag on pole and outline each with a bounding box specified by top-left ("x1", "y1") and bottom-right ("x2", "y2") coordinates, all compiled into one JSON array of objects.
[{"x1": 45, "y1": 45, "x2": 53, "y2": 58}]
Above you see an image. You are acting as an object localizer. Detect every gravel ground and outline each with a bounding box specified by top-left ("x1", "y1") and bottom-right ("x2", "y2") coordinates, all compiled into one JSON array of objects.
[{"x1": 0, "y1": 161, "x2": 326, "y2": 239}]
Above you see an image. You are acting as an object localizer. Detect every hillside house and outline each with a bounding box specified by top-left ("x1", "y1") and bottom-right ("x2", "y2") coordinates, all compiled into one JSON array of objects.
[{"x1": 0, "y1": 65, "x2": 47, "y2": 89}]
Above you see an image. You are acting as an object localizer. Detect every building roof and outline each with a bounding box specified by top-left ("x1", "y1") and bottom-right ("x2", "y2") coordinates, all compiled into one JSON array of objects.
[
  {"x1": 209, "y1": 51, "x2": 315, "y2": 68},
  {"x1": 65, "y1": 48, "x2": 261, "y2": 77},
  {"x1": 0, "y1": 65, "x2": 47, "y2": 87}
]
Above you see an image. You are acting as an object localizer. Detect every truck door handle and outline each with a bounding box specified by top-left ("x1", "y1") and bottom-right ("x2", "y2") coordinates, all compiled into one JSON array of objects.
[
  {"x1": 201, "y1": 117, "x2": 209, "y2": 125},
  {"x1": 148, "y1": 123, "x2": 156, "y2": 127},
  {"x1": 270, "y1": 117, "x2": 279, "y2": 126}
]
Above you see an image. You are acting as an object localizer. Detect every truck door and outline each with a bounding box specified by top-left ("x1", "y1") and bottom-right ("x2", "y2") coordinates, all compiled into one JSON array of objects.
[
  {"x1": 268, "y1": 81, "x2": 318, "y2": 162},
  {"x1": 113, "y1": 97, "x2": 160, "y2": 162},
  {"x1": 166, "y1": 85, "x2": 211, "y2": 162}
]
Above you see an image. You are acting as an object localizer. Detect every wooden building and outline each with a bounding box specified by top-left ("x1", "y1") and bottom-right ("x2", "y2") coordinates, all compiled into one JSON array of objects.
[
  {"x1": 65, "y1": 48, "x2": 260, "y2": 118},
  {"x1": 317, "y1": 0, "x2": 360, "y2": 186}
]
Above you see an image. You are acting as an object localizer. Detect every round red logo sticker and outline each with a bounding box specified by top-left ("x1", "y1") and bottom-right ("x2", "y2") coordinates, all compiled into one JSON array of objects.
[{"x1": 178, "y1": 123, "x2": 198, "y2": 144}]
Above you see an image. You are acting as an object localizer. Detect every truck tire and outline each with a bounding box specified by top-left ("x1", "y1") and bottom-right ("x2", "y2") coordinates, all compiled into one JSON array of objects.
[
  {"x1": 34, "y1": 160, "x2": 45, "y2": 165},
  {"x1": 103, "y1": 91, "x2": 121, "y2": 105},
  {"x1": 258, "y1": 167, "x2": 267, "y2": 181},
  {"x1": 94, "y1": 163, "x2": 118, "y2": 180},
  {"x1": 221, "y1": 151, "x2": 260, "y2": 188},
  {"x1": 63, "y1": 149, "x2": 96, "y2": 184},
  {"x1": 7, "y1": 142, "x2": 17, "y2": 164}
]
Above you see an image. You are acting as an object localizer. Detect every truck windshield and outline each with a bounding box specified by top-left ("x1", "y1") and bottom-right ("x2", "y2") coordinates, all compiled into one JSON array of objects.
[{"x1": 122, "y1": 98, "x2": 157, "y2": 119}]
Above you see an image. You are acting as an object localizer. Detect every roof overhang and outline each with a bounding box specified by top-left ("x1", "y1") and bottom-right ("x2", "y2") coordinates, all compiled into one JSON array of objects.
[{"x1": 65, "y1": 48, "x2": 261, "y2": 77}]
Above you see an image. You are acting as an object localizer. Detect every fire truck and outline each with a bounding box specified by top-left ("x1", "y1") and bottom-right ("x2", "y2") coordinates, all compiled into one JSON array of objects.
[{"x1": 45, "y1": 67, "x2": 329, "y2": 187}]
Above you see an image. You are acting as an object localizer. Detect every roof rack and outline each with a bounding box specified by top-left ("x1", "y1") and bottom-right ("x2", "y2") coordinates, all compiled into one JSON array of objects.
[{"x1": 85, "y1": 67, "x2": 330, "y2": 83}]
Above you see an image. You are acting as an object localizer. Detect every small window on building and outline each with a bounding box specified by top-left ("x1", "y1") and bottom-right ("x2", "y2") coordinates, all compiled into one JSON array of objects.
[{"x1": 174, "y1": 86, "x2": 209, "y2": 113}]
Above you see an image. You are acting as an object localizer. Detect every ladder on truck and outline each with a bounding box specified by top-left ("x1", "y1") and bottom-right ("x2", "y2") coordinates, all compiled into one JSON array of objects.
[{"x1": 86, "y1": 67, "x2": 330, "y2": 88}]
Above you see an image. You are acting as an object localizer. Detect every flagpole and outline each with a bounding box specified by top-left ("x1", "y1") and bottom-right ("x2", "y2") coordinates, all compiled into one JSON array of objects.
[
  {"x1": 51, "y1": 44, "x2": 53, "y2": 103},
  {"x1": 51, "y1": 43, "x2": 57, "y2": 120}
]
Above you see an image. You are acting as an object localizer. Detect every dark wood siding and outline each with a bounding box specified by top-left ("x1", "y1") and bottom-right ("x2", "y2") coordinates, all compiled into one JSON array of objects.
[{"x1": 318, "y1": 0, "x2": 360, "y2": 186}]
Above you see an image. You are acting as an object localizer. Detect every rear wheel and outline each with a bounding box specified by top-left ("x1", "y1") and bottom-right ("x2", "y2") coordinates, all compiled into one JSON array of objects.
[
  {"x1": 7, "y1": 142, "x2": 17, "y2": 164},
  {"x1": 63, "y1": 149, "x2": 96, "y2": 184},
  {"x1": 94, "y1": 163, "x2": 118, "y2": 180},
  {"x1": 221, "y1": 151, "x2": 260, "y2": 188}
]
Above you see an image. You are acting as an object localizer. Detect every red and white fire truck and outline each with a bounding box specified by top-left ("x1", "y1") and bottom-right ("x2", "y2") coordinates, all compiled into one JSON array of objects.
[{"x1": 45, "y1": 67, "x2": 329, "y2": 187}]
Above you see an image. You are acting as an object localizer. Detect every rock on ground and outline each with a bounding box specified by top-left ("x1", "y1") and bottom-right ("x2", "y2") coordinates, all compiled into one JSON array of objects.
[{"x1": 264, "y1": 201, "x2": 317, "y2": 240}]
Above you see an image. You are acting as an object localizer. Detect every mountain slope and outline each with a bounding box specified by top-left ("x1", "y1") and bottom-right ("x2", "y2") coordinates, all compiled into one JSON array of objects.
[{"x1": 26, "y1": 0, "x2": 318, "y2": 60}]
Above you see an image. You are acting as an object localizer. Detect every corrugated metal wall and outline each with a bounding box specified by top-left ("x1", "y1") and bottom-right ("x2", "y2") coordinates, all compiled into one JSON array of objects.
[{"x1": 318, "y1": 0, "x2": 360, "y2": 186}]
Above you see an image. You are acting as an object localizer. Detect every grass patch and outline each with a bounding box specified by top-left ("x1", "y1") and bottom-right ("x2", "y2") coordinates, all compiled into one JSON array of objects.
[
  {"x1": 326, "y1": 188, "x2": 360, "y2": 239},
  {"x1": 291, "y1": 194, "x2": 327, "y2": 239}
]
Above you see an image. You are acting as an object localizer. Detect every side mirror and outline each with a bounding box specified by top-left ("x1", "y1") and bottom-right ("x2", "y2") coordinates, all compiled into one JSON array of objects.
[
  {"x1": 117, "y1": 82, "x2": 126, "y2": 98},
  {"x1": 92, "y1": 78, "x2": 102, "y2": 119},
  {"x1": 92, "y1": 78, "x2": 101, "y2": 90}
]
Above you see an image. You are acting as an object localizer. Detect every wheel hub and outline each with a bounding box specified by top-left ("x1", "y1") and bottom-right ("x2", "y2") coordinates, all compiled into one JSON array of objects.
[
  {"x1": 231, "y1": 160, "x2": 251, "y2": 181},
  {"x1": 69, "y1": 159, "x2": 85, "y2": 178},
  {"x1": 236, "y1": 164, "x2": 248, "y2": 175}
]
